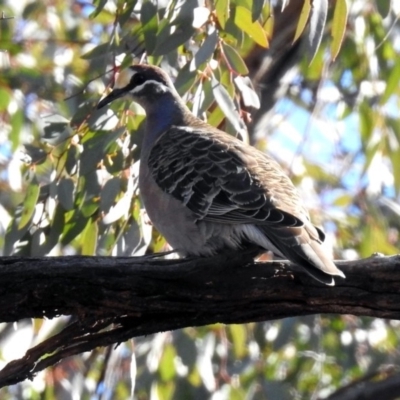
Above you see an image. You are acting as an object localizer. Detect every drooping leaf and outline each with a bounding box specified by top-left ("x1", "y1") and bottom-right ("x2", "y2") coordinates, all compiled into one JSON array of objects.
[
  {"x1": 100, "y1": 177, "x2": 121, "y2": 213},
  {"x1": 0, "y1": 87, "x2": 11, "y2": 111},
  {"x1": 61, "y1": 211, "x2": 88, "y2": 246},
  {"x1": 154, "y1": 21, "x2": 195, "y2": 56},
  {"x1": 331, "y1": 0, "x2": 348, "y2": 61},
  {"x1": 308, "y1": 0, "x2": 328, "y2": 63},
  {"x1": 81, "y1": 43, "x2": 113, "y2": 60},
  {"x1": 57, "y1": 178, "x2": 75, "y2": 211},
  {"x1": 215, "y1": 0, "x2": 230, "y2": 29},
  {"x1": 102, "y1": 192, "x2": 131, "y2": 224},
  {"x1": 229, "y1": 325, "x2": 246, "y2": 358},
  {"x1": 380, "y1": 58, "x2": 400, "y2": 104},
  {"x1": 174, "y1": 62, "x2": 198, "y2": 95},
  {"x1": 190, "y1": 29, "x2": 218, "y2": 71},
  {"x1": 252, "y1": 0, "x2": 265, "y2": 22},
  {"x1": 234, "y1": 76, "x2": 260, "y2": 108},
  {"x1": 82, "y1": 217, "x2": 98, "y2": 255},
  {"x1": 89, "y1": 0, "x2": 108, "y2": 18},
  {"x1": 211, "y1": 74, "x2": 246, "y2": 135},
  {"x1": 80, "y1": 128, "x2": 125, "y2": 175},
  {"x1": 140, "y1": 0, "x2": 159, "y2": 55},
  {"x1": 234, "y1": 6, "x2": 268, "y2": 48},
  {"x1": 222, "y1": 42, "x2": 249, "y2": 75},
  {"x1": 18, "y1": 177, "x2": 40, "y2": 230},
  {"x1": 376, "y1": 0, "x2": 391, "y2": 18},
  {"x1": 293, "y1": 0, "x2": 311, "y2": 43}
]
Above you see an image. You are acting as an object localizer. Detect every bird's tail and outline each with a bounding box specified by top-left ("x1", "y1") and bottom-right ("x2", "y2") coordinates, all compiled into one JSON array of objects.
[{"x1": 258, "y1": 224, "x2": 345, "y2": 285}]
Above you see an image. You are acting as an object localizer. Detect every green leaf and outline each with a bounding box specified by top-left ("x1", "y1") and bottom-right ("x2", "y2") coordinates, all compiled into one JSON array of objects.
[
  {"x1": 82, "y1": 217, "x2": 98, "y2": 255},
  {"x1": 18, "y1": 177, "x2": 40, "y2": 230},
  {"x1": 234, "y1": 6, "x2": 268, "y2": 48},
  {"x1": 0, "y1": 88, "x2": 11, "y2": 111},
  {"x1": 376, "y1": 0, "x2": 391, "y2": 18},
  {"x1": 81, "y1": 43, "x2": 112, "y2": 60},
  {"x1": 66, "y1": 145, "x2": 79, "y2": 176},
  {"x1": 41, "y1": 204, "x2": 65, "y2": 254},
  {"x1": 43, "y1": 121, "x2": 72, "y2": 146},
  {"x1": 293, "y1": 0, "x2": 311, "y2": 43},
  {"x1": 24, "y1": 145, "x2": 47, "y2": 165},
  {"x1": 211, "y1": 74, "x2": 246, "y2": 135},
  {"x1": 330, "y1": 0, "x2": 348, "y2": 61},
  {"x1": 58, "y1": 178, "x2": 75, "y2": 211},
  {"x1": 359, "y1": 101, "x2": 374, "y2": 143},
  {"x1": 308, "y1": 0, "x2": 328, "y2": 64},
  {"x1": 89, "y1": 0, "x2": 108, "y2": 18},
  {"x1": 174, "y1": 62, "x2": 198, "y2": 95},
  {"x1": 61, "y1": 211, "x2": 88, "y2": 246},
  {"x1": 154, "y1": 21, "x2": 195, "y2": 56},
  {"x1": 10, "y1": 110, "x2": 24, "y2": 152},
  {"x1": 380, "y1": 59, "x2": 400, "y2": 104},
  {"x1": 100, "y1": 177, "x2": 121, "y2": 213},
  {"x1": 190, "y1": 29, "x2": 218, "y2": 71},
  {"x1": 159, "y1": 344, "x2": 177, "y2": 382},
  {"x1": 215, "y1": 0, "x2": 230, "y2": 29},
  {"x1": 229, "y1": 325, "x2": 246, "y2": 358},
  {"x1": 140, "y1": 0, "x2": 159, "y2": 55},
  {"x1": 102, "y1": 193, "x2": 131, "y2": 224},
  {"x1": 252, "y1": 0, "x2": 265, "y2": 22},
  {"x1": 80, "y1": 128, "x2": 125, "y2": 176},
  {"x1": 222, "y1": 42, "x2": 249, "y2": 75}
]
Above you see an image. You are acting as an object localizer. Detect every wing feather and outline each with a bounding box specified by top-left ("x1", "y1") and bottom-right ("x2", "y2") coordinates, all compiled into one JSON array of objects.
[{"x1": 148, "y1": 126, "x2": 306, "y2": 228}]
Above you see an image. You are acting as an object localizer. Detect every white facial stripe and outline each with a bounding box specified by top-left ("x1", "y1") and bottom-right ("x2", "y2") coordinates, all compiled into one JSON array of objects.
[
  {"x1": 114, "y1": 69, "x2": 135, "y2": 89},
  {"x1": 131, "y1": 79, "x2": 169, "y2": 94}
]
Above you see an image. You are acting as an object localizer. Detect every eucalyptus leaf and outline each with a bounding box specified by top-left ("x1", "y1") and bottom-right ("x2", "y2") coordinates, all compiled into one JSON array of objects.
[{"x1": 308, "y1": 0, "x2": 328, "y2": 64}]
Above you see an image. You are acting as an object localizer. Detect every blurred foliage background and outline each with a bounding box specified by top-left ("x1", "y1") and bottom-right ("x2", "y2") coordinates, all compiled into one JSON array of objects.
[{"x1": 0, "y1": 0, "x2": 400, "y2": 398}]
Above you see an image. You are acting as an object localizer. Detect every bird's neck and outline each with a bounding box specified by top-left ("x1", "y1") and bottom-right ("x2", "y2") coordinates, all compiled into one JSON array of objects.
[{"x1": 142, "y1": 94, "x2": 193, "y2": 154}]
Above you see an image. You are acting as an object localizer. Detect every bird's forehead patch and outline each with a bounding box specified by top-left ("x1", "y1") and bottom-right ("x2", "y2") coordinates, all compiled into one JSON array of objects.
[
  {"x1": 114, "y1": 69, "x2": 135, "y2": 89},
  {"x1": 132, "y1": 79, "x2": 168, "y2": 95}
]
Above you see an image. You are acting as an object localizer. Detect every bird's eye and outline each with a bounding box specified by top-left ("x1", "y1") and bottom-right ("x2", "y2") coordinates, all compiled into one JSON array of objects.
[{"x1": 131, "y1": 73, "x2": 146, "y2": 86}]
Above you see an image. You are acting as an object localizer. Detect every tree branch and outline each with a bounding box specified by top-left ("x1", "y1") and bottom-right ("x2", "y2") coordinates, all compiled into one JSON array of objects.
[{"x1": 0, "y1": 253, "x2": 399, "y2": 387}]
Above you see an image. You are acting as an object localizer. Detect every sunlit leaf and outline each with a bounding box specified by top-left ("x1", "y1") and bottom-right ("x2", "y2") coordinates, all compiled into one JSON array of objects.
[
  {"x1": 234, "y1": 6, "x2": 268, "y2": 48},
  {"x1": 211, "y1": 74, "x2": 247, "y2": 135},
  {"x1": 18, "y1": 177, "x2": 40, "y2": 230},
  {"x1": 100, "y1": 177, "x2": 121, "y2": 213},
  {"x1": 380, "y1": 58, "x2": 400, "y2": 104},
  {"x1": 190, "y1": 29, "x2": 218, "y2": 71},
  {"x1": 308, "y1": 0, "x2": 328, "y2": 63},
  {"x1": 222, "y1": 42, "x2": 249, "y2": 75},
  {"x1": 331, "y1": 0, "x2": 348, "y2": 61},
  {"x1": 82, "y1": 217, "x2": 98, "y2": 255},
  {"x1": 293, "y1": 0, "x2": 311, "y2": 43},
  {"x1": 229, "y1": 325, "x2": 246, "y2": 358},
  {"x1": 215, "y1": 0, "x2": 230, "y2": 29},
  {"x1": 159, "y1": 344, "x2": 176, "y2": 382}
]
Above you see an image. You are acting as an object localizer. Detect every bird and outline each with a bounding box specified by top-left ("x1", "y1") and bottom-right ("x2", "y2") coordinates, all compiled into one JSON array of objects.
[{"x1": 97, "y1": 64, "x2": 345, "y2": 285}]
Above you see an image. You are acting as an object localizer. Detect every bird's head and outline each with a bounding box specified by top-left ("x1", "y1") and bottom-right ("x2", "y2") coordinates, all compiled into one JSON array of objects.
[{"x1": 97, "y1": 64, "x2": 178, "y2": 110}]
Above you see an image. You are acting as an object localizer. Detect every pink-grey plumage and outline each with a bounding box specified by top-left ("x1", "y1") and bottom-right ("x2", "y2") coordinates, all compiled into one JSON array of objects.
[{"x1": 97, "y1": 64, "x2": 345, "y2": 285}]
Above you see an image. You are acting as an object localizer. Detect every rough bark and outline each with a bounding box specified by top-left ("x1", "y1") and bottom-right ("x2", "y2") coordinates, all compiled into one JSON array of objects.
[{"x1": 0, "y1": 253, "x2": 399, "y2": 387}]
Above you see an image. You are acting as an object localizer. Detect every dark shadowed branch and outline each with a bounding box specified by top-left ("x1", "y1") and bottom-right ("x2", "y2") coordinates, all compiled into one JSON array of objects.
[{"x1": 0, "y1": 253, "x2": 399, "y2": 387}]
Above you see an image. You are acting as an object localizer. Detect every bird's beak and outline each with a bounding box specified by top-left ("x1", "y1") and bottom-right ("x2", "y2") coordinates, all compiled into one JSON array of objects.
[{"x1": 97, "y1": 88, "x2": 127, "y2": 109}]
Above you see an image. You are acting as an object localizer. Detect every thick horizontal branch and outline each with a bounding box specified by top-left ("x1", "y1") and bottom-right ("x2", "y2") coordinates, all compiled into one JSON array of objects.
[
  {"x1": 1, "y1": 254, "x2": 400, "y2": 323},
  {"x1": 0, "y1": 253, "x2": 399, "y2": 387}
]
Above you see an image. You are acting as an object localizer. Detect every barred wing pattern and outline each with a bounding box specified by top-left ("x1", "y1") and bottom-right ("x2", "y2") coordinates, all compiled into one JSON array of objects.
[
  {"x1": 148, "y1": 126, "x2": 306, "y2": 228},
  {"x1": 148, "y1": 125, "x2": 343, "y2": 285}
]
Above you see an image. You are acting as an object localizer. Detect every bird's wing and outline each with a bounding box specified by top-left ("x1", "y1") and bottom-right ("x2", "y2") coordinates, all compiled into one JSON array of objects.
[
  {"x1": 148, "y1": 125, "x2": 344, "y2": 284},
  {"x1": 148, "y1": 125, "x2": 307, "y2": 228}
]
